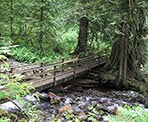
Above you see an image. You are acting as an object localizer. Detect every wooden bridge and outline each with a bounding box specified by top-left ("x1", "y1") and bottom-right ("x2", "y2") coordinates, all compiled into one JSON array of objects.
[
  {"x1": 7, "y1": 53, "x2": 105, "y2": 91},
  {"x1": 0, "y1": 53, "x2": 105, "y2": 97},
  {"x1": 0, "y1": 52, "x2": 106, "y2": 103}
]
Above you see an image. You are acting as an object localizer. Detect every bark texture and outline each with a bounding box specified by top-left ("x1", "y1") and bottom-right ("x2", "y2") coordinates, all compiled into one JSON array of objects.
[
  {"x1": 74, "y1": 17, "x2": 89, "y2": 54},
  {"x1": 39, "y1": 0, "x2": 44, "y2": 53}
]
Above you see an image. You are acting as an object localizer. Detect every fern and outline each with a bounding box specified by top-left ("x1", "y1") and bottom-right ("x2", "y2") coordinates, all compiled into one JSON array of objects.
[{"x1": 106, "y1": 106, "x2": 148, "y2": 122}]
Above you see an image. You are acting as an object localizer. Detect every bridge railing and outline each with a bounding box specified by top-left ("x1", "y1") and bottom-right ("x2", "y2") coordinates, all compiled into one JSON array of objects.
[
  {"x1": 9, "y1": 51, "x2": 100, "y2": 72},
  {"x1": 46, "y1": 54, "x2": 99, "y2": 82},
  {"x1": 7, "y1": 53, "x2": 100, "y2": 83},
  {"x1": 0, "y1": 52, "x2": 103, "y2": 103},
  {"x1": 0, "y1": 52, "x2": 102, "y2": 90}
]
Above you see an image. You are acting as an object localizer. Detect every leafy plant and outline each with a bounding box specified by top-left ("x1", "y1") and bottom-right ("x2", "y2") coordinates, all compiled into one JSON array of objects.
[
  {"x1": 0, "y1": 118, "x2": 9, "y2": 122},
  {"x1": 106, "y1": 105, "x2": 148, "y2": 122},
  {"x1": 12, "y1": 46, "x2": 40, "y2": 63},
  {"x1": 0, "y1": 49, "x2": 41, "y2": 122}
]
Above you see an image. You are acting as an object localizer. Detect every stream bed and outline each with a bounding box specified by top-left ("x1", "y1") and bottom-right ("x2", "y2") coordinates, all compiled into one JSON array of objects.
[
  {"x1": 0, "y1": 79, "x2": 148, "y2": 122},
  {"x1": 36, "y1": 83, "x2": 148, "y2": 122},
  {"x1": 1, "y1": 59, "x2": 147, "y2": 122}
]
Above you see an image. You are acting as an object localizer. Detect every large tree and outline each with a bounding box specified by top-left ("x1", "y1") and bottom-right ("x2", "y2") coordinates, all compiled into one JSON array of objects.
[
  {"x1": 73, "y1": 0, "x2": 89, "y2": 54},
  {"x1": 110, "y1": 0, "x2": 147, "y2": 87},
  {"x1": 74, "y1": 16, "x2": 89, "y2": 54}
]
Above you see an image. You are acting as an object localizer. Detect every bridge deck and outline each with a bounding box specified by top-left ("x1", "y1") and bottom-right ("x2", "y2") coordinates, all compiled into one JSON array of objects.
[
  {"x1": 30, "y1": 61, "x2": 99, "y2": 91},
  {"x1": 0, "y1": 53, "x2": 105, "y2": 103}
]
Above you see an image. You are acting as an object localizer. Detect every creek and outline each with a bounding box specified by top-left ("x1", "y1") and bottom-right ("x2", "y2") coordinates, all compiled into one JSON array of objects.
[
  {"x1": 1, "y1": 80, "x2": 147, "y2": 122},
  {"x1": 0, "y1": 59, "x2": 147, "y2": 121}
]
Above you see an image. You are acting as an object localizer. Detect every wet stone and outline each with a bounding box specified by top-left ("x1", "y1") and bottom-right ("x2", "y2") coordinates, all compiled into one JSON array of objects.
[
  {"x1": 24, "y1": 95, "x2": 37, "y2": 104},
  {"x1": 64, "y1": 98, "x2": 73, "y2": 104},
  {"x1": 79, "y1": 112, "x2": 88, "y2": 121},
  {"x1": 34, "y1": 87, "x2": 147, "y2": 121},
  {"x1": 144, "y1": 96, "x2": 148, "y2": 108},
  {"x1": 38, "y1": 93, "x2": 49, "y2": 101},
  {"x1": 73, "y1": 106, "x2": 82, "y2": 113}
]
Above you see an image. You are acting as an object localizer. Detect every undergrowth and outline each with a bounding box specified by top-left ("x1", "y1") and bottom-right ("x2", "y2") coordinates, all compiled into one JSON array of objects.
[
  {"x1": 0, "y1": 49, "x2": 42, "y2": 122},
  {"x1": 106, "y1": 105, "x2": 148, "y2": 122},
  {"x1": 11, "y1": 46, "x2": 72, "y2": 63},
  {"x1": 12, "y1": 47, "x2": 39, "y2": 63}
]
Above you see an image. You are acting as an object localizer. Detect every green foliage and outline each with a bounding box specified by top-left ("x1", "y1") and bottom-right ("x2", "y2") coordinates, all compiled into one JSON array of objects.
[
  {"x1": 21, "y1": 103, "x2": 42, "y2": 122},
  {"x1": 58, "y1": 27, "x2": 78, "y2": 54},
  {"x1": 0, "y1": 0, "x2": 114, "y2": 63},
  {"x1": 87, "y1": 116, "x2": 97, "y2": 122},
  {"x1": 0, "y1": 49, "x2": 40, "y2": 122},
  {"x1": 0, "y1": 55, "x2": 8, "y2": 61},
  {"x1": 11, "y1": 46, "x2": 72, "y2": 63},
  {"x1": 0, "y1": 81, "x2": 31, "y2": 100},
  {"x1": 0, "y1": 118, "x2": 8, "y2": 122},
  {"x1": 0, "y1": 49, "x2": 32, "y2": 100},
  {"x1": 0, "y1": 45, "x2": 12, "y2": 57},
  {"x1": 0, "y1": 37, "x2": 12, "y2": 47},
  {"x1": 0, "y1": 0, "x2": 147, "y2": 89},
  {"x1": 106, "y1": 105, "x2": 148, "y2": 122},
  {"x1": 12, "y1": 46, "x2": 40, "y2": 63}
]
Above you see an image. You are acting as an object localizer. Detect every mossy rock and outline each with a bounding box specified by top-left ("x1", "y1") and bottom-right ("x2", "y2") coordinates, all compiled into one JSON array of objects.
[
  {"x1": 127, "y1": 80, "x2": 148, "y2": 94},
  {"x1": 99, "y1": 72, "x2": 116, "y2": 81},
  {"x1": 0, "y1": 109, "x2": 8, "y2": 117}
]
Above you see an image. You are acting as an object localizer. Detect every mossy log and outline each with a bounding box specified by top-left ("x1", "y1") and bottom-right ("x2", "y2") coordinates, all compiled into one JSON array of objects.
[{"x1": 93, "y1": 71, "x2": 148, "y2": 94}]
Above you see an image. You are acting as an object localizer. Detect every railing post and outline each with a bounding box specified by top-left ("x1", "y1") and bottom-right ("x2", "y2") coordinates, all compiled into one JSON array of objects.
[
  {"x1": 53, "y1": 65, "x2": 56, "y2": 84},
  {"x1": 41, "y1": 62, "x2": 46, "y2": 78},
  {"x1": 40, "y1": 63, "x2": 43, "y2": 77},
  {"x1": 61, "y1": 58, "x2": 64, "y2": 72},
  {"x1": 10, "y1": 67, "x2": 14, "y2": 73},
  {"x1": 88, "y1": 57, "x2": 91, "y2": 72},
  {"x1": 73, "y1": 61, "x2": 76, "y2": 78},
  {"x1": 97, "y1": 53, "x2": 100, "y2": 63}
]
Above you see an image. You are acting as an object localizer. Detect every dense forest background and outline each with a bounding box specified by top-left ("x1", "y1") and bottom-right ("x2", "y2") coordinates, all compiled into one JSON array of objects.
[
  {"x1": 0, "y1": 0, "x2": 148, "y2": 122},
  {"x1": 1, "y1": 0, "x2": 148, "y2": 85},
  {"x1": 0, "y1": 0, "x2": 148, "y2": 89}
]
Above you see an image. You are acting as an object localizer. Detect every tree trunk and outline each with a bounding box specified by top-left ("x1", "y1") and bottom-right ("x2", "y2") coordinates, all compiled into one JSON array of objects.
[
  {"x1": 110, "y1": 0, "x2": 146, "y2": 88},
  {"x1": 118, "y1": 23, "x2": 128, "y2": 87},
  {"x1": 39, "y1": 0, "x2": 44, "y2": 53},
  {"x1": 10, "y1": 0, "x2": 13, "y2": 39},
  {"x1": 74, "y1": 17, "x2": 89, "y2": 54}
]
